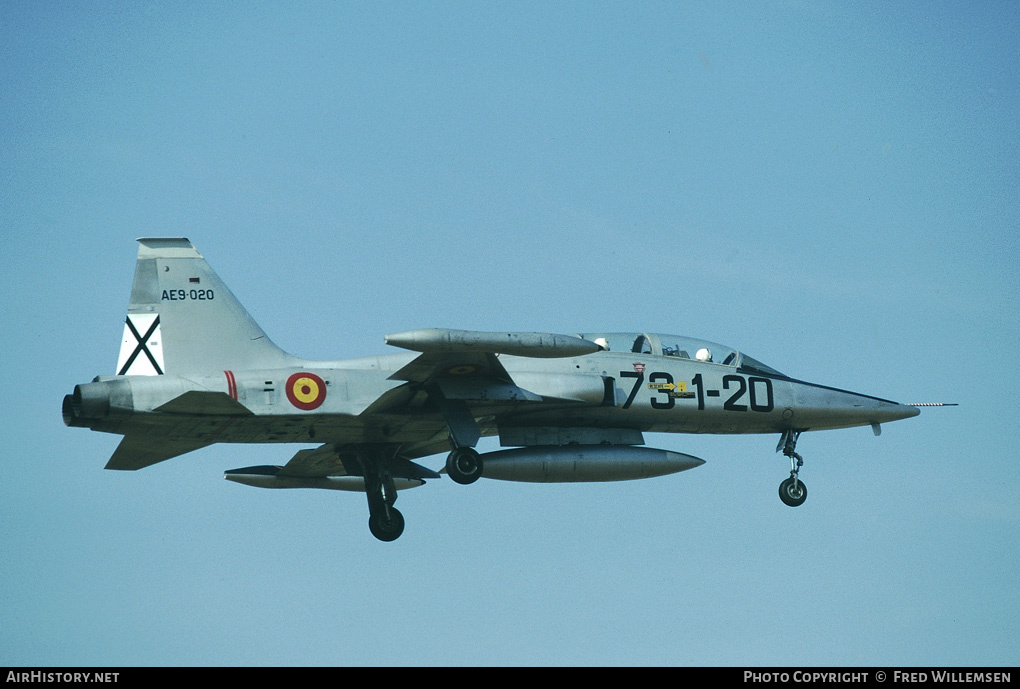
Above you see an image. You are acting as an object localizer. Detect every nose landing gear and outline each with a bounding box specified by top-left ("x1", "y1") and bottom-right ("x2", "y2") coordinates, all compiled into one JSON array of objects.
[
  {"x1": 779, "y1": 475, "x2": 807, "y2": 507},
  {"x1": 777, "y1": 430, "x2": 807, "y2": 507}
]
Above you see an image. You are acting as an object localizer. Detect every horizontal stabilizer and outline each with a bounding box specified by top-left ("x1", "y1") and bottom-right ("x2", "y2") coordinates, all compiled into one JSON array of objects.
[
  {"x1": 105, "y1": 435, "x2": 211, "y2": 471},
  {"x1": 155, "y1": 391, "x2": 254, "y2": 416}
]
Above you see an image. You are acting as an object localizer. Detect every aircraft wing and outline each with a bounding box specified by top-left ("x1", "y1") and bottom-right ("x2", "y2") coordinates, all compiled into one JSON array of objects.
[
  {"x1": 384, "y1": 328, "x2": 603, "y2": 403},
  {"x1": 387, "y1": 350, "x2": 547, "y2": 401},
  {"x1": 229, "y1": 444, "x2": 441, "y2": 481},
  {"x1": 376, "y1": 329, "x2": 611, "y2": 453},
  {"x1": 277, "y1": 443, "x2": 352, "y2": 478}
]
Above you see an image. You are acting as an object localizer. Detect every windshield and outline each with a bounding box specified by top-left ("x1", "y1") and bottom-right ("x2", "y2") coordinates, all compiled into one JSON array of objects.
[{"x1": 736, "y1": 353, "x2": 785, "y2": 377}]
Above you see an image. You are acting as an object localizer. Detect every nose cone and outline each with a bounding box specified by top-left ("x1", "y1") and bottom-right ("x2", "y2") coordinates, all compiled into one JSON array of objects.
[
  {"x1": 790, "y1": 381, "x2": 921, "y2": 430},
  {"x1": 875, "y1": 402, "x2": 921, "y2": 423}
]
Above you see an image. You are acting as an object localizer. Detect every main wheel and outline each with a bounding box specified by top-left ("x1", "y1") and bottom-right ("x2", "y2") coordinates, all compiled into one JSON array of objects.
[
  {"x1": 446, "y1": 447, "x2": 483, "y2": 485},
  {"x1": 779, "y1": 476, "x2": 807, "y2": 507},
  {"x1": 369, "y1": 508, "x2": 405, "y2": 542}
]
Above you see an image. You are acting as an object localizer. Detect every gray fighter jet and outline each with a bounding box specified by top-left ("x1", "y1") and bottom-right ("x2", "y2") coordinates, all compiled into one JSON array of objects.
[{"x1": 63, "y1": 238, "x2": 938, "y2": 541}]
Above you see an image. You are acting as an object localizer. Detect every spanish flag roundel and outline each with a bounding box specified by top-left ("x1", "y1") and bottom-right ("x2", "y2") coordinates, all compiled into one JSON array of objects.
[{"x1": 286, "y1": 372, "x2": 326, "y2": 410}]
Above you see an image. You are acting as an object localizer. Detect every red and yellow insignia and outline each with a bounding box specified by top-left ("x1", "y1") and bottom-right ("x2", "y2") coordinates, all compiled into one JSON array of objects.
[{"x1": 286, "y1": 372, "x2": 327, "y2": 410}]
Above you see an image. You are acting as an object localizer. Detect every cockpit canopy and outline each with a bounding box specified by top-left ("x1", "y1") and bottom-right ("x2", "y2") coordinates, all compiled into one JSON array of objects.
[{"x1": 577, "y1": 332, "x2": 785, "y2": 377}]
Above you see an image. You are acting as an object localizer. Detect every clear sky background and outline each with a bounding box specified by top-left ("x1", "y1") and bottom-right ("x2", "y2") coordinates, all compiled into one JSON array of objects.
[{"x1": 2, "y1": 1, "x2": 1017, "y2": 667}]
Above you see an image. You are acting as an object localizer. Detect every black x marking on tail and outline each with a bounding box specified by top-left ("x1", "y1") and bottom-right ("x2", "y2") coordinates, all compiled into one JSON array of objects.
[{"x1": 118, "y1": 316, "x2": 163, "y2": 375}]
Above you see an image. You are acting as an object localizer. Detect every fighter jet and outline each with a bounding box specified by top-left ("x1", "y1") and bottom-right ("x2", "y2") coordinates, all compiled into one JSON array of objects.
[{"x1": 63, "y1": 238, "x2": 937, "y2": 541}]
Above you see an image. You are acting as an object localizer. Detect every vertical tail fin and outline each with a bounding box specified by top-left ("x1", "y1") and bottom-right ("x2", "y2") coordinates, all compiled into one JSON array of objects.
[{"x1": 116, "y1": 238, "x2": 297, "y2": 375}]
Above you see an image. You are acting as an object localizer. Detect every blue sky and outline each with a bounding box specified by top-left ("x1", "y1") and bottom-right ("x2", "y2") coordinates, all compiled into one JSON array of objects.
[{"x1": 2, "y1": 1, "x2": 1017, "y2": 666}]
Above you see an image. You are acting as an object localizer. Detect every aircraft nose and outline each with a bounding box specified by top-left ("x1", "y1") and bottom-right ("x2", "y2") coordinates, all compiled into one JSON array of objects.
[
  {"x1": 872, "y1": 401, "x2": 921, "y2": 423},
  {"x1": 837, "y1": 394, "x2": 921, "y2": 425},
  {"x1": 790, "y1": 382, "x2": 921, "y2": 430}
]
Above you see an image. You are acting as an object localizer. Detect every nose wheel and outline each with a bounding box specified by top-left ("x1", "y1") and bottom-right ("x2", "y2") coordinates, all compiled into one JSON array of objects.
[
  {"x1": 777, "y1": 430, "x2": 807, "y2": 507},
  {"x1": 779, "y1": 475, "x2": 807, "y2": 507}
]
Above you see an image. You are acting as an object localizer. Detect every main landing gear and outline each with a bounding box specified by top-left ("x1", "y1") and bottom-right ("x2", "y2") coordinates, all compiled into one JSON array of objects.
[
  {"x1": 446, "y1": 446, "x2": 483, "y2": 485},
  {"x1": 438, "y1": 397, "x2": 483, "y2": 485},
  {"x1": 359, "y1": 449, "x2": 404, "y2": 542},
  {"x1": 368, "y1": 506, "x2": 404, "y2": 542},
  {"x1": 777, "y1": 430, "x2": 807, "y2": 507}
]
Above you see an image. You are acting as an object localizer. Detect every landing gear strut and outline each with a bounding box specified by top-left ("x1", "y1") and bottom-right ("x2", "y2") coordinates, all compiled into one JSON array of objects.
[
  {"x1": 359, "y1": 449, "x2": 405, "y2": 542},
  {"x1": 438, "y1": 396, "x2": 483, "y2": 485},
  {"x1": 777, "y1": 430, "x2": 807, "y2": 507}
]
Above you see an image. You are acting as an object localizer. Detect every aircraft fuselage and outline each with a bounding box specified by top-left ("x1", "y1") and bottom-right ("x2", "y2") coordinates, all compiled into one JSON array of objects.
[{"x1": 66, "y1": 348, "x2": 919, "y2": 447}]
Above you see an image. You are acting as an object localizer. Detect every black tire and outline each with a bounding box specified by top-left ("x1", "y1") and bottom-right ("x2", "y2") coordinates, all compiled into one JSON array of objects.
[
  {"x1": 446, "y1": 447, "x2": 483, "y2": 485},
  {"x1": 368, "y1": 508, "x2": 404, "y2": 542},
  {"x1": 779, "y1": 476, "x2": 807, "y2": 507}
]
